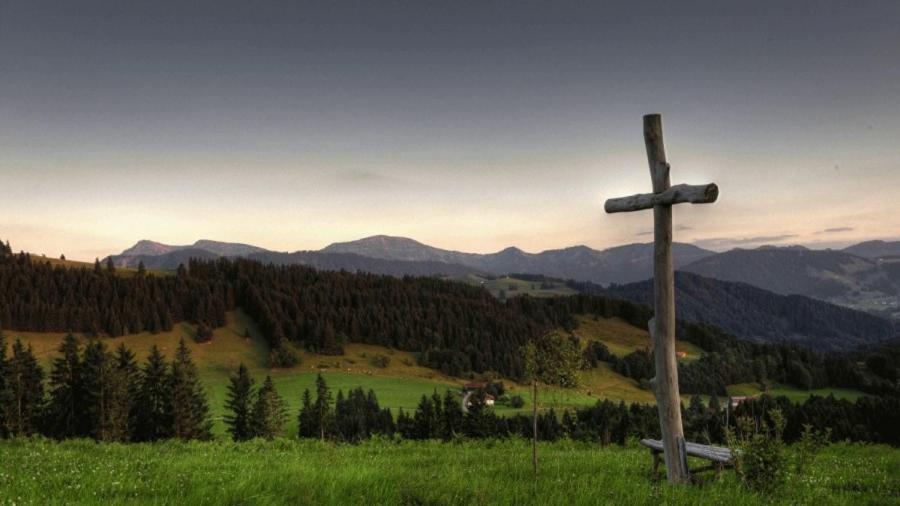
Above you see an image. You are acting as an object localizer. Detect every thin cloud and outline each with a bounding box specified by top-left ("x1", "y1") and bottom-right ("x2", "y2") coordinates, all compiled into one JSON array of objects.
[
  {"x1": 693, "y1": 234, "x2": 798, "y2": 250},
  {"x1": 817, "y1": 227, "x2": 854, "y2": 234},
  {"x1": 636, "y1": 225, "x2": 691, "y2": 237},
  {"x1": 337, "y1": 170, "x2": 401, "y2": 185}
]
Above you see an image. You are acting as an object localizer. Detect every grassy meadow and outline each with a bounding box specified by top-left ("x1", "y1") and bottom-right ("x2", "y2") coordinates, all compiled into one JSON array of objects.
[
  {"x1": 727, "y1": 383, "x2": 866, "y2": 403},
  {"x1": 462, "y1": 274, "x2": 579, "y2": 298},
  {"x1": 1, "y1": 438, "x2": 897, "y2": 505}
]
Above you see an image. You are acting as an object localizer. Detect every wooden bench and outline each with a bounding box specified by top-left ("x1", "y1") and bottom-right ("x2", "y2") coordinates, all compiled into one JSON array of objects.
[{"x1": 639, "y1": 438, "x2": 735, "y2": 479}]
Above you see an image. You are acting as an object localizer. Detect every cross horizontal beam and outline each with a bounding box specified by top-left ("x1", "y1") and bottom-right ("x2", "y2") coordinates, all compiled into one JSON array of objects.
[{"x1": 604, "y1": 183, "x2": 718, "y2": 214}]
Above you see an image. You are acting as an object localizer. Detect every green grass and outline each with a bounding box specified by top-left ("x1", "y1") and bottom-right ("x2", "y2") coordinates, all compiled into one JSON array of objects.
[
  {"x1": 0, "y1": 438, "x2": 897, "y2": 505},
  {"x1": 462, "y1": 274, "x2": 579, "y2": 298},
  {"x1": 571, "y1": 315, "x2": 703, "y2": 362},
  {"x1": 727, "y1": 383, "x2": 866, "y2": 403}
]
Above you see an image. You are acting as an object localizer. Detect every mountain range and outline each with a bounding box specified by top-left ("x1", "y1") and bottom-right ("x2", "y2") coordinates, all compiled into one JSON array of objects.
[
  {"x1": 107, "y1": 235, "x2": 714, "y2": 285},
  {"x1": 106, "y1": 235, "x2": 900, "y2": 321}
]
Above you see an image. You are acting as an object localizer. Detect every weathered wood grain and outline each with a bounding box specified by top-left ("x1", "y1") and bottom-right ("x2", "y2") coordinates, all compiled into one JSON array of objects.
[
  {"x1": 605, "y1": 114, "x2": 718, "y2": 485},
  {"x1": 644, "y1": 114, "x2": 690, "y2": 485},
  {"x1": 640, "y1": 439, "x2": 735, "y2": 464},
  {"x1": 604, "y1": 183, "x2": 718, "y2": 213}
]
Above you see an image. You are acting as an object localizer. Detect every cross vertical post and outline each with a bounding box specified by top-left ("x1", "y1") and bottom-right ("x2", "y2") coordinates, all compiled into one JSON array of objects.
[{"x1": 604, "y1": 114, "x2": 719, "y2": 484}]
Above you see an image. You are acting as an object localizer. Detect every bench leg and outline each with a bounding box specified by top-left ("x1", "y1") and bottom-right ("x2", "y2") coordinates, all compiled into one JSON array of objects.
[
  {"x1": 651, "y1": 450, "x2": 661, "y2": 480},
  {"x1": 714, "y1": 462, "x2": 723, "y2": 480}
]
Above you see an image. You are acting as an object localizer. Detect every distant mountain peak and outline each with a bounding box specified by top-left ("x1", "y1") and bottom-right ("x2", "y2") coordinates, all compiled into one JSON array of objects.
[
  {"x1": 844, "y1": 239, "x2": 900, "y2": 259},
  {"x1": 119, "y1": 239, "x2": 269, "y2": 258},
  {"x1": 120, "y1": 240, "x2": 177, "y2": 257}
]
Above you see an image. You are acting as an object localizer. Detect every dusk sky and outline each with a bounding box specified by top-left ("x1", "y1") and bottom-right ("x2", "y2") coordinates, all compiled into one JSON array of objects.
[{"x1": 2, "y1": 1, "x2": 899, "y2": 260}]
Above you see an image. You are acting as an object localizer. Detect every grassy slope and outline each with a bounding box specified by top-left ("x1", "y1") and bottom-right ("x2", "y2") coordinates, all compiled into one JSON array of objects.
[
  {"x1": 7, "y1": 311, "x2": 466, "y2": 436},
  {"x1": 25, "y1": 254, "x2": 171, "y2": 277},
  {"x1": 1, "y1": 438, "x2": 897, "y2": 505},
  {"x1": 572, "y1": 315, "x2": 703, "y2": 360},
  {"x1": 463, "y1": 274, "x2": 579, "y2": 298}
]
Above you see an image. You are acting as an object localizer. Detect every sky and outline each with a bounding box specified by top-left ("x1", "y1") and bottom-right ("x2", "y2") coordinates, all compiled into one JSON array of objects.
[{"x1": 2, "y1": 0, "x2": 899, "y2": 260}]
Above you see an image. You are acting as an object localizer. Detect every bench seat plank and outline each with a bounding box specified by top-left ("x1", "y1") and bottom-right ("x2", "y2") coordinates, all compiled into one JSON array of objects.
[{"x1": 639, "y1": 438, "x2": 734, "y2": 463}]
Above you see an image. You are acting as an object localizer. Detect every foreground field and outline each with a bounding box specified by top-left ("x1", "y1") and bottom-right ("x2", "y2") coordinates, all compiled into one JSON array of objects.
[{"x1": 0, "y1": 438, "x2": 897, "y2": 505}]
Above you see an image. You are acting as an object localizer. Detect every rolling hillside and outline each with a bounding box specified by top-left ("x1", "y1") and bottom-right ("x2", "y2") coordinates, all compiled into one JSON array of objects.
[
  {"x1": 681, "y1": 245, "x2": 900, "y2": 318},
  {"x1": 601, "y1": 272, "x2": 896, "y2": 351},
  {"x1": 5, "y1": 308, "x2": 863, "y2": 437},
  {"x1": 843, "y1": 240, "x2": 900, "y2": 259},
  {"x1": 2, "y1": 310, "x2": 660, "y2": 436}
]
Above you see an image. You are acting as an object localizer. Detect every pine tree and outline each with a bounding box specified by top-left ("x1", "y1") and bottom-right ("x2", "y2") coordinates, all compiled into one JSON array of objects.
[
  {"x1": 413, "y1": 394, "x2": 436, "y2": 439},
  {"x1": 250, "y1": 376, "x2": 287, "y2": 440},
  {"x1": 396, "y1": 408, "x2": 415, "y2": 439},
  {"x1": 81, "y1": 340, "x2": 111, "y2": 440},
  {"x1": 168, "y1": 339, "x2": 211, "y2": 440},
  {"x1": 442, "y1": 389, "x2": 464, "y2": 439},
  {"x1": 3, "y1": 340, "x2": 44, "y2": 436},
  {"x1": 224, "y1": 363, "x2": 255, "y2": 441},
  {"x1": 45, "y1": 334, "x2": 86, "y2": 438},
  {"x1": 313, "y1": 373, "x2": 333, "y2": 440},
  {"x1": 105, "y1": 257, "x2": 115, "y2": 273},
  {"x1": 297, "y1": 388, "x2": 315, "y2": 438},
  {"x1": 82, "y1": 340, "x2": 131, "y2": 441},
  {"x1": 133, "y1": 345, "x2": 172, "y2": 441},
  {"x1": 113, "y1": 343, "x2": 139, "y2": 441}
]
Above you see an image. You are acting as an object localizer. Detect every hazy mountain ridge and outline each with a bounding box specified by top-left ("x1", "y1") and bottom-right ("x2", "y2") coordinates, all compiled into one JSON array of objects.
[
  {"x1": 843, "y1": 240, "x2": 900, "y2": 259},
  {"x1": 596, "y1": 271, "x2": 897, "y2": 351},
  {"x1": 319, "y1": 235, "x2": 714, "y2": 284},
  {"x1": 680, "y1": 246, "x2": 900, "y2": 318},
  {"x1": 107, "y1": 235, "x2": 714, "y2": 284},
  {"x1": 119, "y1": 239, "x2": 268, "y2": 259}
]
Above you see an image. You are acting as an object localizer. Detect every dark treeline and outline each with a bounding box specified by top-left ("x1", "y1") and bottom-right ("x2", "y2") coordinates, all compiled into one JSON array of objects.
[
  {"x1": 729, "y1": 393, "x2": 900, "y2": 446},
  {"x1": 0, "y1": 331, "x2": 210, "y2": 442},
  {"x1": 262, "y1": 375, "x2": 899, "y2": 447},
  {"x1": 589, "y1": 333, "x2": 900, "y2": 398},
  {"x1": 0, "y1": 250, "x2": 229, "y2": 337},
  {"x1": 196, "y1": 258, "x2": 543, "y2": 375}
]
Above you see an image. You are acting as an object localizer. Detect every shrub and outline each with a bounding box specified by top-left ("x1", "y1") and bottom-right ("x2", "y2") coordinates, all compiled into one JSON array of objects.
[
  {"x1": 793, "y1": 424, "x2": 830, "y2": 475},
  {"x1": 268, "y1": 346, "x2": 299, "y2": 368},
  {"x1": 728, "y1": 409, "x2": 787, "y2": 494},
  {"x1": 370, "y1": 354, "x2": 391, "y2": 368},
  {"x1": 195, "y1": 324, "x2": 213, "y2": 343},
  {"x1": 508, "y1": 395, "x2": 525, "y2": 409}
]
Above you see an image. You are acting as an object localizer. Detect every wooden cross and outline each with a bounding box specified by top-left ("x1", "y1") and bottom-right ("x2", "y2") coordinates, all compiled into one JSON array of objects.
[{"x1": 604, "y1": 114, "x2": 718, "y2": 484}]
